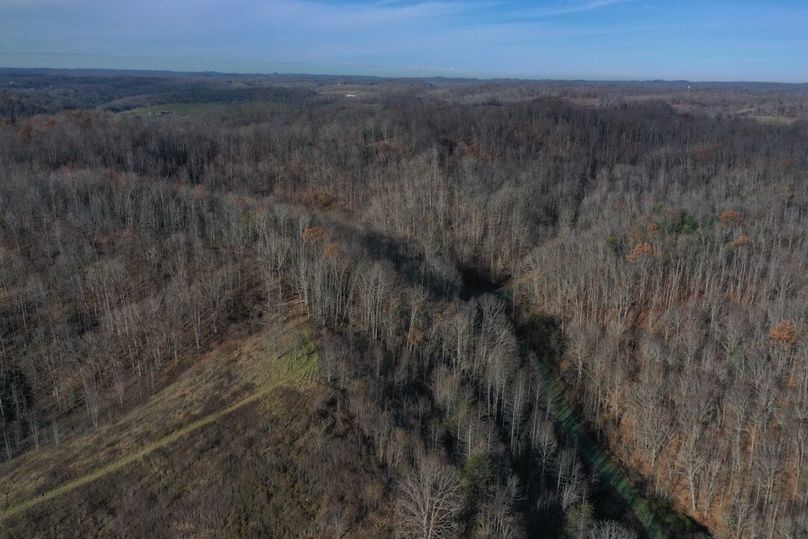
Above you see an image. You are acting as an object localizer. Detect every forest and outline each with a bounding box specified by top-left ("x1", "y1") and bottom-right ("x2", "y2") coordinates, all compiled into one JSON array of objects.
[{"x1": 0, "y1": 70, "x2": 806, "y2": 538}]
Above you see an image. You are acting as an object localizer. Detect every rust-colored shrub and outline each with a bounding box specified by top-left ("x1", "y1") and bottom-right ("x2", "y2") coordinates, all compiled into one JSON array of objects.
[
  {"x1": 323, "y1": 241, "x2": 341, "y2": 261},
  {"x1": 301, "y1": 188, "x2": 336, "y2": 209},
  {"x1": 720, "y1": 209, "x2": 743, "y2": 227},
  {"x1": 301, "y1": 226, "x2": 329, "y2": 245},
  {"x1": 626, "y1": 242, "x2": 654, "y2": 262},
  {"x1": 731, "y1": 234, "x2": 750, "y2": 248},
  {"x1": 19, "y1": 123, "x2": 33, "y2": 144},
  {"x1": 406, "y1": 326, "x2": 425, "y2": 348},
  {"x1": 770, "y1": 320, "x2": 797, "y2": 345}
]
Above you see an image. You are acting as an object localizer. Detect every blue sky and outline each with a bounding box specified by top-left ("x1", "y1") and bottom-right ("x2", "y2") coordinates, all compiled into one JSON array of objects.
[{"x1": 1, "y1": 0, "x2": 807, "y2": 81}]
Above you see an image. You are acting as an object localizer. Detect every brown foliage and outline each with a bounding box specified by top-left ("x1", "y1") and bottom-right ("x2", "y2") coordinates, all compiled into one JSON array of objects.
[
  {"x1": 769, "y1": 320, "x2": 797, "y2": 346},
  {"x1": 323, "y1": 241, "x2": 341, "y2": 261},
  {"x1": 406, "y1": 325, "x2": 425, "y2": 348},
  {"x1": 18, "y1": 123, "x2": 32, "y2": 144},
  {"x1": 719, "y1": 209, "x2": 743, "y2": 227},
  {"x1": 626, "y1": 242, "x2": 654, "y2": 262},
  {"x1": 731, "y1": 234, "x2": 750, "y2": 248},
  {"x1": 301, "y1": 226, "x2": 330, "y2": 245},
  {"x1": 301, "y1": 188, "x2": 339, "y2": 209}
]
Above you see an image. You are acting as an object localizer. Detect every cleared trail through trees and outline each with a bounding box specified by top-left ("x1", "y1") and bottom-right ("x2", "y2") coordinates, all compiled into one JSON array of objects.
[{"x1": 0, "y1": 336, "x2": 318, "y2": 527}]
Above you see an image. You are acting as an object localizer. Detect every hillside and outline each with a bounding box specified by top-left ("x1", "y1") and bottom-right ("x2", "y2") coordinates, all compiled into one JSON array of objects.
[
  {"x1": 0, "y1": 72, "x2": 806, "y2": 537},
  {"x1": 0, "y1": 317, "x2": 399, "y2": 537}
]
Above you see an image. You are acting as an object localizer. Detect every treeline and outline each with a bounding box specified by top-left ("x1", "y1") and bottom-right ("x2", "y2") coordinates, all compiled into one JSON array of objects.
[
  {"x1": 1, "y1": 88, "x2": 806, "y2": 536},
  {"x1": 0, "y1": 72, "x2": 317, "y2": 119}
]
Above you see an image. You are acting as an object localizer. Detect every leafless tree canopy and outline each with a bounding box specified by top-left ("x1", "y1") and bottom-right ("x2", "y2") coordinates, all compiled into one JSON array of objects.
[{"x1": 1, "y1": 71, "x2": 807, "y2": 537}]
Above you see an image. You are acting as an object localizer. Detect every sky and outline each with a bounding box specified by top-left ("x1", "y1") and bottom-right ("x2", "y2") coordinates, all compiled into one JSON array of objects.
[{"x1": 1, "y1": 0, "x2": 807, "y2": 82}]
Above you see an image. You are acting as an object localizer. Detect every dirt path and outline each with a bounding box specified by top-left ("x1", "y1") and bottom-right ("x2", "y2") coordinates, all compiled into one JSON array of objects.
[{"x1": 0, "y1": 347, "x2": 317, "y2": 526}]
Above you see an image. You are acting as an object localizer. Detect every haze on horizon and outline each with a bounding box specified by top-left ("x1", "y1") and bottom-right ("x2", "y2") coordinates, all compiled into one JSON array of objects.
[{"x1": 1, "y1": 0, "x2": 807, "y2": 83}]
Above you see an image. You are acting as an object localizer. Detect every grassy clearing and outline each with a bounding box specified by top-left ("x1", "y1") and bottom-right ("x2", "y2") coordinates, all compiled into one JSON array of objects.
[
  {"x1": 122, "y1": 101, "x2": 285, "y2": 117},
  {"x1": 122, "y1": 102, "x2": 235, "y2": 116},
  {"x1": 0, "y1": 322, "x2": 318, "y2": 526},
  {"x1": 744, "y1": 114, "x2": 796, "y2": 125}
]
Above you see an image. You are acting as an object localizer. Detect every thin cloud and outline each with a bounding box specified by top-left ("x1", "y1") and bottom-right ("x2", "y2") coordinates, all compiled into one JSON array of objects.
[
  {"x1": 1, "y1": 0, "x2": 805, "y2": 81},
  {"x1": 257, "y1": 0, "x2": 495, "y2": 23},
  {"x1": 520, "y1": 0, "x2": 626, "y2": 17}
]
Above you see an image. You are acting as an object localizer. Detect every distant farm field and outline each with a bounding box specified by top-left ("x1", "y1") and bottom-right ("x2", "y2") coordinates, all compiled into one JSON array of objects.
[{"x1": 123, "y1": 102, "x2": 245, "y2": 116}]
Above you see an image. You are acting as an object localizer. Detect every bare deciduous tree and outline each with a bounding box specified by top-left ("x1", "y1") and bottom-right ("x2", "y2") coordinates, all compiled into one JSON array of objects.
[{"x1": 396, "y1": 457, "x2": 462, "y2": 539}]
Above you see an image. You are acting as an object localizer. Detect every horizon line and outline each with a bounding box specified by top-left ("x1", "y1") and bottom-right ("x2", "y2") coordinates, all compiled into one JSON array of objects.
[{"x1": 2, "y1": 65, "x2": 807, "y2": 86}]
